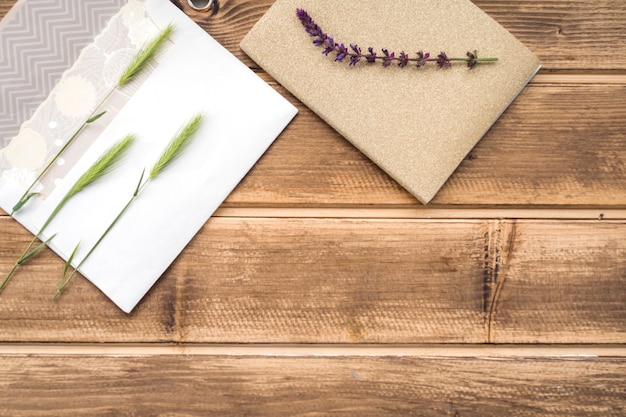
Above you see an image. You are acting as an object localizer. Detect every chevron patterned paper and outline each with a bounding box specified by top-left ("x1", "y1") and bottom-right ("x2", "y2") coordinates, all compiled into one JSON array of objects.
[{"x1": 0, "y1": 0, "x2": 126, "y2": 147}]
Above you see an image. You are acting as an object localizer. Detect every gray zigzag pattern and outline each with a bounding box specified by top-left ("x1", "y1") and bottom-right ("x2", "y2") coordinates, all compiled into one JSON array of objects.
[{"x1": 0, "y1": 0, "x2": 126, "y2": 147}]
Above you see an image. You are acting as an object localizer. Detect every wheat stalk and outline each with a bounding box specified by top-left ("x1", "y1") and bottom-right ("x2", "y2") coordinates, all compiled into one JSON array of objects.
[
  {"x1": 54, "y1": 114, "x2": 204, "y2": 298},
  {"x1": 11, "y1": 25, "x2": 175, "y2": 214},
  {"x1": 0, "y1": 135, "x2": 135, "y2": 294}
]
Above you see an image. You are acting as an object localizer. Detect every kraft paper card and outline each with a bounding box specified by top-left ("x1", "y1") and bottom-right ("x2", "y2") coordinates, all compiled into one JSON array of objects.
[
  {"x1": 0, "y1": 0, "x2": 297, "y2": 312},
  {"x1": 241, "y1": 0, "x2": 540, "y2": 204}
]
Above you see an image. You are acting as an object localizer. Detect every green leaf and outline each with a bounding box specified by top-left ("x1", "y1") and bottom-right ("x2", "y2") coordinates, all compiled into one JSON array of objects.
[
  {"x1": 11, "y1": 192, "x2": 39, "y2": 214},
  {"x1": 86, "y1": 110, "x2": 107, "y2": 124},
  {"x1": 63, "y1": 243, "x2": 81, "y2": 278},
  {"x1": 17, "y1": 234, "x2": 56, "y2": 265},
  {"x1": 53, "y1": 242, "x2": 81, "y2": 300},
  {"x1": 134, "y1": 169, "x2": 146, "y2": 196}
]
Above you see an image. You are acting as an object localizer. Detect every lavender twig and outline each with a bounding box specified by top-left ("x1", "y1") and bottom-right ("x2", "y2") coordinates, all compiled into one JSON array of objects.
[{"x1": 296, "y1": 8, "x2": 497, "y2": 70}]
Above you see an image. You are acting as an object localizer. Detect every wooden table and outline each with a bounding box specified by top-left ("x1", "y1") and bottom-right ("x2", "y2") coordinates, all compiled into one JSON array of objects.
[{"x1": 1, "y1": 0, "x2": 625, "y2": 415}]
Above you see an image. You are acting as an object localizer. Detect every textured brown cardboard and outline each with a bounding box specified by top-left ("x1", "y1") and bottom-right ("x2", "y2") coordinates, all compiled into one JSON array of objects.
[{"x1": 241, "y1": 0, "x2": 540, "y2": 203}]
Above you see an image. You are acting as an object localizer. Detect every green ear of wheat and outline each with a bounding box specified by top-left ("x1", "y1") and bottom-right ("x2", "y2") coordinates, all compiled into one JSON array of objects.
[
  {"x1": 63, "y1": 134, "x2": 135, "y2": 201},
  {"x1": 118, "y1": 24, "x2": 174, "y2": 87},
  {"x1": 55, "y1": 114, "x2": 204, "y2": 299},
  {"x1": 11, "y1": 25, "x2": 175, "y2": 215},
  {"x1": 149, "y1": 114, "x2": 203, "y2": 179},
  {"x1": 1, "y1": 135, "x2": 135, "y2": 295}
]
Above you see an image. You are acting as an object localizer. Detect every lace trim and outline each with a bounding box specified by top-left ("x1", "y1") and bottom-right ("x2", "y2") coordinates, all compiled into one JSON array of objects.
[{"x1": 0, "y1": 0, "x2": 163, "y2": 199}]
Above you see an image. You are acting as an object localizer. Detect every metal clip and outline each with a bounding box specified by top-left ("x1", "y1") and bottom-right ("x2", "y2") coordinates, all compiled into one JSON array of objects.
[{"x1": 187, "y1": 0, "x2": 219, "y2": 15}]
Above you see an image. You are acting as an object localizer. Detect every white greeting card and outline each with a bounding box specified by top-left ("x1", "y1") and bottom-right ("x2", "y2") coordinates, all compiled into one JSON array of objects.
[{"x1": 0, "y1": 0, "x2": 297, "y2": 312}]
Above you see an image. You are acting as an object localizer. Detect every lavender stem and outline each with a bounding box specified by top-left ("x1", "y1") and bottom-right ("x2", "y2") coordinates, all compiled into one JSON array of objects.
[{"x1": 296, "y1": 8, "x2": 498, "y2": 70}]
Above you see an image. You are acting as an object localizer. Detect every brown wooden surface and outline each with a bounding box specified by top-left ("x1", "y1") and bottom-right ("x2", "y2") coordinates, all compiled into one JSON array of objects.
[
  {"x1": 1, "y1": 353, "x2": 625, "y2": 416},
  {"x1": 1, "y1": 0, "x2": 625, "y2": 415}
]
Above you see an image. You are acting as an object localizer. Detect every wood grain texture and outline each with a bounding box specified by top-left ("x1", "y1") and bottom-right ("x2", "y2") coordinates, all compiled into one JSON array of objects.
[
  {"x1": 2, "y1": 217, "x2": 624, "y2": 344},
  {"x1": 1, "y1": 0, "x2": 625, "y2": 210},
  {"x1": 1, "y1": 354, "x2": 625, "y2": 416},
  {"x1": 171, "y1": 0, "x2": 626, "y2": 71},
  {"x1": 224, "y1": 84, "x2": 626, "y2": 207},
  {"x1": 0, "y1": 83, "x2": 625, "y2": 211},
  {"x1": 490, "y1": 221, "x2": 626, "y2": 343},
  {"x1": 179, "y1": 217, "x2": 487, "y2": 344},
  {"x1": 173, "y1": 218, "x2": 626, "y2": 344},
  {"x1": 1, "y1": 0, "x2": 625, "y2": 414},
  {"x1": 0, "y1": 217, "x2": 487, "y2": 343},
  {"x1": 0, "y1": 221, "x2": 178, "y2": 342},
  {"x1": 7, "y1": 0, "x2": 623, "y2": 74},
  {"x1": 476, "y1": 0, "x2": 626, "y2": 71}
]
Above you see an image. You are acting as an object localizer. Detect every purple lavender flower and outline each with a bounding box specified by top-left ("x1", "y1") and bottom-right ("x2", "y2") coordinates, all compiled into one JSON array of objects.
[
  {"x1": 312, "y1": 35, "x2": 326, "y2": 47},
  {"x1": 365, "y1": 47, "x2": 377, "y2": 63},
  {"x1": 398, "y1": 51, "x2": 410, "y2": 67},
  {"x1": 296, "y1": 8, "x2": 497, "y2": 71},
  {"x1": 436, "y1": 52, "x2": 451, "y2": 68},
  {"x1": 322, "y1": 36, "x2": 335, "y2": 56},
  {"x1": 381, "y1": 49, "x2": 394, "y2": 67},
  {"x1": 349, "y1": 44, "x2": 362, "y2": 66},
  {"x1": 296, "y1": 9, "x2": 322, "y2": 39},
  {"x1": 335, "y1": 43, "x2": 349, "y2": 62},
  {"x1": 415, "y1": 51, "x2": 430, "y2": 68},
  {"x1": 466, "y1": 50, "x2": 478, "y2": 69}
]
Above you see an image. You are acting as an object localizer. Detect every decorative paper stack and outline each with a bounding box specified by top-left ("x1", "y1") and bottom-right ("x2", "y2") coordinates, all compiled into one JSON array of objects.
[
  {"x1": 0, "y1": 0, "x2": 297, "y2": 312},
  {"x1": 241, "y1": 0, "x2": 541, "y2": 204}
]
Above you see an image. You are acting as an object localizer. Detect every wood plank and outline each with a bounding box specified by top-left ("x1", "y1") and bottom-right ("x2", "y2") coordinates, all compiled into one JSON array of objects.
[
  {"x1": 2, "y1": 1, "x2": 625, "y2": 208},
  {"x1": 1, "y1": 354, "x2": 625, "y2": 416},
  {"x1": 224, "y1": 84, "x2": 626, "y2": 207},
  {"x1": 1, "y1": 343, "x2": 625, "y2": 357},
  {"x1": 2, "y1": 0, "x2": 625, "y2": 73},
  {"x1": 0, "y1": 217, "x2": 488, "y2": 343},
  {"x1": 179, "y1": 218, "x2": 626, "y2": 344},
  {"x1": 490, "y1": 220, "x2": 626, "y2": 343},
  {"x1": 171, "y1": 0, "x2": 626, "y2": 71},
  {"x1": 179, "y1": 217, "x2": 488, "y2": 343},
  {"x1": 1, "y1": 217, "x2": 624, "y2": 344},
  {"x1": 0, "y1": 3, "x2": 9, "y2": 19},
  {"x1": 533, "y1": 73, "x2": 626, "y2": 85},
  {"x1": 475, "y1": 0, "x2": 626, "y2": 71},
  {"x1": 0, "y1": 220, "x2": 178, "y2": 342}
]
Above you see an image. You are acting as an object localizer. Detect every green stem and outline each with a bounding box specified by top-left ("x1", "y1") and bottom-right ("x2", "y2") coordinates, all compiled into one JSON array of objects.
[
  {"x1": 54, "y1": 171, "x2": 149, "y2": 299},
  {"x1": 54, "y1": 113, "x2": 202, "y2": 298},
  {"x1": 1, "y1": 192, "x2": 72, "y2": 294},
  {"x1": 11, "y1": 89, "x2": 114, "y2": 214},
  {"x1": 0, "y1": 264, "x2": 18, "y2": 294},
  {"x1": 448, "y1": 57, "x2": 498, "y2": 62},
  {"x1": 3, "y1": 134, "x2": 134, "y2": 295}
]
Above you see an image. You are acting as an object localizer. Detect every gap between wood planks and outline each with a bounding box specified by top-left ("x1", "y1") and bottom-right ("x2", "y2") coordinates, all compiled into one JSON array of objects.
[
  {"x1": 212, "y1": 207, "x2": 626, "y2": 220},
  {"x1": 2, "y1": 207, "x2": 625, "y2": 220},
  {"x1": 532, "y1": 72, "x2": 626, "y2": 85},
  {"x1": 250, "y1": 70, "x2": 626, "y2": 98},
  {"x1": 0, "y1": 343, "x2": 624, "y2": 358},
  {"x1": 254, "y1": 70, "x2": 626, "y2": 86}
]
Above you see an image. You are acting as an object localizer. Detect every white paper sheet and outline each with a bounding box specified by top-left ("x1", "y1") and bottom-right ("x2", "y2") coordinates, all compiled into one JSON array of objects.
[{"x1": 0, "y1": 0, "x2": 297, "y2": 312}]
